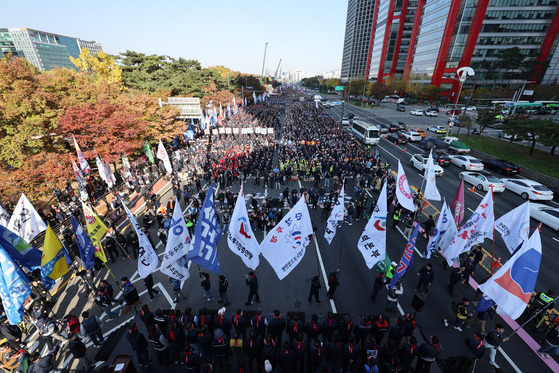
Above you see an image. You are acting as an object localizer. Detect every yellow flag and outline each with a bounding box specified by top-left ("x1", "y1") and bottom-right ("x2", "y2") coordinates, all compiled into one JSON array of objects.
[
  {"x1": 81, "y1": 202, "x2": 108, "y2": 263},
  {"x1": 41, "y1": 225, "x2": 69, "y2": 281}
]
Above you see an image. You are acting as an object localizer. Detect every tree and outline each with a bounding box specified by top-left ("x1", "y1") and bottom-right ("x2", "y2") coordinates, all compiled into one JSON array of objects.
[
  {"x1": 495, "y1": 47, "x2": 526, "y2": 81},
  {"x1": 456, "y1": 113, "x2": 473, "y2": 136},
  {"x1": 536, "y1": 120, "x2": 559, "y2": 155},
  {"x1": 475, "y1": 108, "x2": 501, "y2": 135},
  {"x1": 421, "y1": 85, "x2": 444, "y2": 105},
  {"x1": 499, "y1": 117, "x2": 548, "y2": 155},
  {"x1": 70, "y1": 49, "x2": 124, "y2": 89}
]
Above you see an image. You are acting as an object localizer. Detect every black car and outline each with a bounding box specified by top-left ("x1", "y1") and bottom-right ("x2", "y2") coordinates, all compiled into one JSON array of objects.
[
  {"x1": 388, "y1": 122, "x2": 400, "y2": 132},
  {"x1": 387, "y1": 132, "x2": 408, "y2": 144},
  {"x1": 481, "y1": 158, "x2": 521, "y2": 175},
  {"x1": 430, "y1": 152, "x2": 452, "y2": 166},
  {"x1": 392, "y1": 122, "x2": 406, "y2": 130},
  {"x1": 378, "y1": 123, "x2": 390, "y2": 133},
  {"x1": 396, "y1": 106, "x2": 405, "y2": 112},
  {"x1": 420, "y1": 137, "x2": 450, "y2": 152}
]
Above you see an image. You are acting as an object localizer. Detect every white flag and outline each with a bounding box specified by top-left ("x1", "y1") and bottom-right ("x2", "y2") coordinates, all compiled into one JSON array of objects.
[
  {"x1": 479, "y1": 228, "x2": 542, "y2": 319},
  {"x1": 253, "y1": 91, "x2": 257, "y2": 103},
  {"x1": 122, "y1": 203, "x2": 158, "y2": 278},
  {"x1": 157, "y1": 139, "x2": 173, "y2": 174},
  {"x1": 7, "y1": 194, "x2": 47, "y2": 243},
  {"x1": 495, "y1": 202, "x2": 530, "y2": 254},
  {"x1": 423, "y1": 150, "x2": 441, "y2": 201},
  {"x1": 445, "y1": 191, "x2": 494, "y2": 266},
  {"x1": 72, "y1": 161, "x2": 89, "y2": 202},
  {"x1": 261, "y1": 197, "x2": 313, "y2": 280},
  {"x1": 122, "y1": 155, "x2": 132, "y2": 178},
  {"x1": 396, "y1": 160, "x2": 415, "y2": 212},
  {"x1": 324, "y1": 183, "x2": 345, "y2": 244},
  {"x1": 228, "y1": 185, "x2": 261, "y2": 269},
  {"x1": 160, "y1": 202, "x2": 191, "y2": 281},
  {"x1": 0, "y1": 204, "x2": 9, "y2": 227},
  {"x1": 357, "y1": 182, "x2": 387, "y2": 269},
  {"x1": 95, "y1": 156, "x2": 107, "y2": 182},
  {"x1": 424, "y1": 201, "x2": 458, "y2": 259},
  {"x1": 104, "y1": 161, "x2": 116, "y2": 188}
]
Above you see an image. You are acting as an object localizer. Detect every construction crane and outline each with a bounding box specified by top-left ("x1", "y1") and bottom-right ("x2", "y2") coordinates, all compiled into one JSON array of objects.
[{"x1": 275, "y1": 59, "x2": 282, "y2": 80}]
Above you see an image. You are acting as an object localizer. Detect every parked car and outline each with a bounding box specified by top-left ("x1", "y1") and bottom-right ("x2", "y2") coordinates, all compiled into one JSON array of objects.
[
  {"x1": 402, "y1": 131, "x2": 422, "y2": 142},
  {"x1": 431, "y1": 152, "x2": 452, "y2": 166},
  {"x1": 410, "y1": 154, "x2": 444, "y2": 176},
  {"x1": 412, "y1": 128, "x2": 427, "y2": 138},
  {"x1": 396, "y1": 106, "x2": 405, "y2": 112},
  {"x1": 465, "y1": 106, "x2": 477, "y2": 111},
  {"x1": 501, "y1": 178, "x2": 554, "y2": 200},
  {"x1": 446, "y1": 109, "x2": 462, "y2": 115},
  {"x1": 458, "y1": 171, "x2": 505, "y2": 192},
  {"x1": 428, "y1": 125, "x2": 447, "y2": 134},
  {"x1": 481, "y1": 159, "x2": 522, "y2": 175},
  {"x1": 424, "y1": 110, "x2": 438, "y2": 117},
  {"x1": 387, "y1": 132, "x2": 408, "y2": 144},
  {"x1": 450, "y1": 155, "x2": 484, "y2": 171},
  {"x1": 392, "y1": 122, "x2": 406, "y2": 130},
  {"x1": 530, "y1": 203, "x2": 559, "y2": 231},
  {"x1": 410, "y1": 109, "x2": 423, "y2": 116}
]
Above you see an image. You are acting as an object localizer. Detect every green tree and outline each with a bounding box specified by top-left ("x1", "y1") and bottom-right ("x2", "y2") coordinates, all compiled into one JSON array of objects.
[
  {"x1": 421, "y1": 85, "x2": 444, "y2": 105},
  {"x1": 537, "y1": 120, "x2": 559, "y2": 155},
  {"x1": 475, "y1": 108, "x2": 501, "y2": 135},
  {"x1": 456, "y1": 113, "x2": 473, "y2": 136},
  {"x1": 499, "y1": 117, "x2": 548, "y2": 155}
]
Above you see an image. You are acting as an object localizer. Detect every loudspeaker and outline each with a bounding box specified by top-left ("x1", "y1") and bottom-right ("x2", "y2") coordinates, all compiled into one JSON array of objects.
[{"x1": 411, "y1": 293, "x2": 426, "y2": 312}]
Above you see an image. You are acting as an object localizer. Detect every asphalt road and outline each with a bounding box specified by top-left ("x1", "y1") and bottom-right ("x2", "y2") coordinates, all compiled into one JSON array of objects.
[{"x1": 31, "y1": 100, "x2": 558, "y2": 372}]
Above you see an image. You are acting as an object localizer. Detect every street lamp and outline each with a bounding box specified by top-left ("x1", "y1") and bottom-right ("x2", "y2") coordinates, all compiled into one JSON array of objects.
[{"x1": 449, "y1": 67, "x2": 475, "y2": 130}]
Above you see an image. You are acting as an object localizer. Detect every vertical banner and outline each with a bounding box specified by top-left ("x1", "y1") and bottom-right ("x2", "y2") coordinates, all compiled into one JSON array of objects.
[
  {"x1": 7, "y1": 194, "x2": 47, "y2": 243},
  {"x1": 161, "y1": 203, "x2": 191, "y2": 281}
]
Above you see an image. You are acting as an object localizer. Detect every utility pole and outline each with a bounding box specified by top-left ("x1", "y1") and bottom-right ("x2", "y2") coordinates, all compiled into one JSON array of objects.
[{"x1": 261, "y1": 42, "x2": 268, "y2": 86}]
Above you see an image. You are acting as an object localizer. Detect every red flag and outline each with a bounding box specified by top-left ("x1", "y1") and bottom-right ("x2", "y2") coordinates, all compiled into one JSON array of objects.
[{"x1": 451, "y1": 179, "x2": 465, "y2": 225}]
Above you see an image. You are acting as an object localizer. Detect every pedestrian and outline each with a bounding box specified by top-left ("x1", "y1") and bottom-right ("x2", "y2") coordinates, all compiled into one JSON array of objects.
[
  {"x1": 27, "y1": 343, "x2": 61, "y2": 373},
  {"x1": 415, "y1": 335, "x2": 442, "y2": 373},
  {"x1": 484, "y1": 323, "x2": 509, "y2": 369},
  {"x1": 98, "y1": 279, "x2": 122, "y2": 305},
  {"x1": 385, "y1": 261, "x2": 397, "y2": 284},
  {"x1": 144, "y1": 273, "x2": 160, "y2": 300},
  {"x1": 385, "y1": 282, "x2": 403, "y2": 313},
  {"x1": 448, "y1": 265, "x2": 467, "y2": 295},
  {"x1": 81, "y1": 311, "x2": 104, "y2": 347},
  {"x1": 444, "y1": 297, "x2": 472, "y2": 332},
  {"x1": 121, "y1": 277, "x2": 141, "y2": 313},
  {"x1": 232, "y1": 309, "x2": 247, "y2": 339},
  {"x1": 327, "y1": 269, "x2": 340, "y2": 299},
  {"x1": 466, "y1": 302, "x2": 495, "y2": 333},
  {"x1": 95, "y1": 289, "x2": 120, "y2": 321},
  {"x1": 392, "y1": 208, "x2": 402, "y2": 230},
  {"x1": 416, "y1": 263, "x2": 434, "y2": 295},
  {"x1": 126, "y1": 322, "x2": 153, "y2": 368},
  {"x1": 200, "y1": 271, "x2": 213, "y2": 301},
  {"x1": 268, "y1": 310, "x2": 287, "y2": 345},
  {"x1": 537, "y1": 328, "x2": 559, "y2": 358},
  {"x1": 245, "y1": 271, "x2": 260, "y2": 306},
  {"x1": 403, "y1": 214, "x2": 414, "y2": 239},
  {"x1": 148, "y1": 324, "x2": 169, "y2": 366},
  {"x1": 347, "y1": 201, "x2": 354, "y2": 225},
  {"x1": 467, "y1": 245, "x2": 484, "y2": 274},
  {"x1": 67, "y1": 333, "x2": 90, "y2": 371},
  {"x1": 423, "y1": 215, "x2": 435, "y2": 239},
  {"x1": 222, "y1": 212, "x2": 231, "y2": 233},
  {"x1": 170, "y1": 277, "x2": 184, "y2": 303},
  {"x1": 218, "y1": 275, "x2": 231, "y2": 305},
  {"x1": 308, "y1": 275, "x2": 322, "y2": 303},
  {"x1": 34, "y1": 315, "x2": 66, "y2": 351},
  {"x1": 370, "y1": 272, "x2": 385, "y2": 302}
]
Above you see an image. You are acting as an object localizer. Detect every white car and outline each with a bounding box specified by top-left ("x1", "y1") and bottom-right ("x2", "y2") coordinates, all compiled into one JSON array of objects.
[
  {"x1": 465, "y1": 106, "x2": 477, "y2": 111},
  {"x1": 458, "y1": 171, "x2": 505, "y2": 192},
  {"x1": 424, "y1": 110, "x2": 438, "y2": 117},
  {"x1": 530, "y1": 203, "x2": 559, "y2": 231},
  {"x1": 428, "y1": 125, "x2": 447, "y2": 134},
  {"x1": 402, "y1": 131, "x2": 422, "y2": 142},
  {"x1": 410, "y1": 154, "x2": 444, "y2": 176},
  {"x1": 450, "y1": 155, "x2": 484, "y2": 171},
  {"x1": 410, "y1": 109, "x2": 423, "y2": 116},
  {"x1": 501, "y1": 178, "x2": 554, "y2": 200}
]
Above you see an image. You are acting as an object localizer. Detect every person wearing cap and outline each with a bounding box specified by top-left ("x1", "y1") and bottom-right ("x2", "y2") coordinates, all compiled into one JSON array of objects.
[
  {"x1": 264, "y1": 358, "x2": 274, "y2": 372},
  {"x1": 215, "y1": 308, "x2": 232, "y2": 340},
  {"x1": 125, "y1": 322, "x2": 152, "y2": 368},
  {"x1": 385, "y1": 262, "x2": 397, "y2": 283},
  {"x1": 484, "y1": 323, "x2": 508, "y2": 369},
  {"x1": 415, "y1": 335, "x2": 442, "y2": 373}
]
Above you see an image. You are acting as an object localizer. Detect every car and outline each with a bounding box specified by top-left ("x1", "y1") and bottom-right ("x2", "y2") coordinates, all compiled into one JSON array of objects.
[
  {"x1": 412, "y1": 128, "x2": 427, "y2": 138},
  {"x1": 392, "y1": 122, "x2": 406, "y2": 130},
  {"x1": 501, "y1": 178, "x2": 554, "y2": 200},
  {"x1": 396, "y1": 106, "x2": 405, "y2": 112},
  {"x1": 431, "y1": 152, "x2": 452, "y2": 166},
  {"x1": 446, "y1": 109, "x2": 462, "y2": 115},
  {"x1": 410, "y1": 109, "x2": 423, "y2": 116},
  {"x1": 378, "y1": 123, "x2": 390, "y2": 133},
  {"x1": 420, "y1": 137, "x2": 450, "y2": 152},
  {"x1": 424, "y1": 110, "x2": 438, "y2": 117},
  {"x1": 530, "y1": 203, "x2": 559, "y2": 231},
  {"x1": 388, "y1": 122, "x2": 400, "y2": 132},
  {"x1": 402, "y1": 131, "x2": 422, "y2": 142},
  {"x1": 428, "y1": 125, "x2": 447, "y2": 134},
  {"x1": 427, "y1": 107, "x2": 440, "y2": 112},
  {"x1": 450, "y1": 155, "x2": 484, "y2": 171},
  {"x1": 498, "y1": 132, "x2": 523, "y2": 141},
  {"x1": 465, "y1": 106, "x2": 477, "y2": 111},
  {"x1": 458, "y1": 171, "x2": 506, "y2": 192},
  {"x1": 387, "y1": 132, "x2": 408, "y2": 144},
  {"x1": 322, "y1": 102, "x2": 332, "y2": 108},
  {"x1": 480, "y1": 159, "x2": 522, "y2": 175},
  {"x1": 410, "y1": 154, "x2": 444, "y2": 176}
]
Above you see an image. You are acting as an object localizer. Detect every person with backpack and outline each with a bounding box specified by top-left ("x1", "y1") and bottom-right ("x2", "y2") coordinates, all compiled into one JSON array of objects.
[{"x1": 444, "y1": 297, "x2": 472, "y2": 332}]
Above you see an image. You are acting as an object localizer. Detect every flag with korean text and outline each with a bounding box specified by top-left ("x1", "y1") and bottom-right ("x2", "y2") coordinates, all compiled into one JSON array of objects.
[
  {"x1": 445, "y1": 191, "x2": 494, "y2": 266},
  {"x1": 161, "y1": 202, "x2": 191, "y2": 281},
  {"x1": 123, "y1": 203, "x2": 159, "y2": 278},
  {"x1": 7, "y1": 194, "x2": 47, "y2": 244},
  {"x1": 357, "y1": 182, "x2": 387, "y2": 268},
  {"x1": 41, "y1": 225, "x2": 71, "y2": 290},
  {"x1": 325, "y1": 182, "x2": 345, "y2": 244},
  {"x1": 396, "y1": 160, "x2": 415, "y2": 212},
  {"x1": 73, "y1": 135, "x2": 90, "y2": 176},
  {"x1": 495, "y1": 201, "x2": 530, "y2": 254},
  {"x1": 423, "y1": 150, "x2": 441, "y2": 201},
  {"x1": 451, "y1": 179, "x2": 465, "y2": 225},
  {"x1": 479, "y1": 228, "x2": 542, "y2": 319},
  {"x1": 0, "y1": 243, "x2": 32, "y2": 325},
  {"x1": 0, "y1": 204, "x2": 9, "y2": 227},
  {"x1": 157, "y1": 139, "x2": 173, "y2": 174},
  {"x1": 228, "y1": 184, "x2": 261, "y2": 269},
  {"x1": 72, "y1": 161, "x2": 89, "y2": 201},
  {"x1": 188, "y1": 183, "x2": 223, "y2": 274},
  {"x1": 81, "y1": 202, "x2": 109, "y2": 263},
  {"x1": 261, "y1": 196, "x2": 313, "y2": 280},
  {"x1": 389, "y1": 224, "x2": 419, "y2": 289},
  {"x1": 424, "y1": 201, "x2": 458, "y2": 259}
]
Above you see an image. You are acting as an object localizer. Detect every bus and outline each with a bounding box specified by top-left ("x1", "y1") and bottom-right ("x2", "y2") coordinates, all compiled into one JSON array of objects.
[
  {"x1": 351, "y1": 120, "x2": 380, "y2": 145},
  {"x1": 536, "y1": 101, "x2": 559, "y2": 112}
]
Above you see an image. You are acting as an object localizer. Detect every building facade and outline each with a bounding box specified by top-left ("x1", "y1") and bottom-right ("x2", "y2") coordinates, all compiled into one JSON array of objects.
[
  {"x1": 341, "y1": 0, "x2": 377, "y2": 81},
  {"x1": 0, "y1": 28, "x2": 103, "y2": 71}
]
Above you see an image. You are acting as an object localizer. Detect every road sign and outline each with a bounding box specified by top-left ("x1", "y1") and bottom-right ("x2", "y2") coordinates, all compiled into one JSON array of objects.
[
  {"x1": 335, "y1": 86, "x2": 344, "y2": 91},
  {"x1": 449, "y1": 122, "x2": 455, "y2": 127},
  {"x1": 523, "y1": 90, "x2": 534, "y2": 96}
]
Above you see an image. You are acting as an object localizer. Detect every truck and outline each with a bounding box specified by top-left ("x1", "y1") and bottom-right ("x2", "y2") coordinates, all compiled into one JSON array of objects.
[{"x1": 441, "y1": 136, "x2": 471, "y2": 154}]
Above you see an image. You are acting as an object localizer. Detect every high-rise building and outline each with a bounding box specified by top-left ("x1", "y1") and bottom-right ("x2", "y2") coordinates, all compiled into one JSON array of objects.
[
  {"x1": 344, "y1": 0, "x2": 559, "y2": 95},
  {"x1": 341, "y1": 0, "x2": 377, "y2": 81},
  {"x1": 0, "y1": 28, "x2": 103, "y2": 71}
]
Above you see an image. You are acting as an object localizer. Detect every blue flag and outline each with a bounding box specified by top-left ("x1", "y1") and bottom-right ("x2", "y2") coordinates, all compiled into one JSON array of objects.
[
  {"x1": 0, "y1": 243, "x2": 32, "y2": 325},
  {"x1": 0, "y1": 224, "x2": 42, "y2": 271},
  {"x1": 199, "y1": 115, "x2": 207, "y2": 130},
  {"x1": 475, "y1": 294, "x2": 496, "y2": 313},
  {"x1": 71, "y1": 216, "x2": 95, "y2": 270},
  {"x1": 188, "y1": 183, "x2": 222, "y2": 273},
  {"x1": 390, "y1": 224, "x2": 419, "y2": 289}
]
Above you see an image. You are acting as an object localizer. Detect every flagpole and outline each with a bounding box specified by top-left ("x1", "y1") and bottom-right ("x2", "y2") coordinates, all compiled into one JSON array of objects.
[
  {"x1": 490, "y1": 187, "x2": 495, "y2": 275},
  {"x1": 506, "y1": 296, "x2": 559, "y2": 339}
]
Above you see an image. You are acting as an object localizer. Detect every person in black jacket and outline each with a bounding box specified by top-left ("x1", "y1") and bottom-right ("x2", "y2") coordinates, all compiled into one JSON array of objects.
[
  {"x1": 415, "y1": 335, "x2": 442, "y2": 373},
  {"x1": 268, "y1": 310, "x2": 287, "y2": 346},
  {"x1": 245, "y1": 271, "x2": 260, "y2": 306},
  {"x1": 200, "y1": 271, "x2": 213, "y2": 301},
  {"x1": 67, "y1": 333, "x2": 90, "y2": 370},
  {"x1": 416, "y1": 263, "x2": 434, "y2": 295},
  {"x1": 327, "y1": 269, "x2": 340, "y2": 299},
  {"x1": 28, "y1": 343, "x2": 60, "y2": 373},
  {"x1": 243, "y1": 330, "x2": 263, "y2": 372},
  {"x1": 218, "y1": 275, "x2": 230, "y2": 305},
  {"x1": 125, "y1": 323, "x2": 152, "y2": 368},
  {"x1": 308, "y1": 275, "x2": 322, "y2": 303}
]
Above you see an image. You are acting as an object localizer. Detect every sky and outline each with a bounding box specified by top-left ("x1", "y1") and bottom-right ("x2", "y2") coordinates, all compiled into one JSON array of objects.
[{"x1": 5, "y1": 0, "x2": 348, "y2": 76}]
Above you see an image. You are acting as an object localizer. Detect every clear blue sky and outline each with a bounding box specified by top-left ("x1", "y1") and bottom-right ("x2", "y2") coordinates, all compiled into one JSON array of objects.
[{"x1": 6, "y1": 0, "x2": 348, "y2": 75}]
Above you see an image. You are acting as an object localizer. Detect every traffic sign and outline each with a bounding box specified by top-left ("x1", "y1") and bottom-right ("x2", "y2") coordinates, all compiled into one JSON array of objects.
[
  {"x1": 335, "y1": 86, "x2": 344, "y2": 91},
  {"x1": 449, "y1": 122, "x2": 455, "y2": 127},
  {"x1": 523, "y1": 90, "x2": 534, "y2": 96}
]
